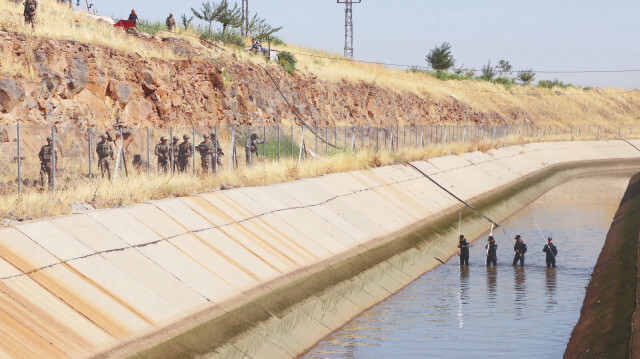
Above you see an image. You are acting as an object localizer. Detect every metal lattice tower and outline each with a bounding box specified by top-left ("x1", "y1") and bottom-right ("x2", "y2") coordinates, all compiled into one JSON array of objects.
[
  {"x1": 337, "y1": 0, "x2": 361, "y2": 59},
  {"x1": 241, "y1": 0, "x2": 249, "y2": 38}
]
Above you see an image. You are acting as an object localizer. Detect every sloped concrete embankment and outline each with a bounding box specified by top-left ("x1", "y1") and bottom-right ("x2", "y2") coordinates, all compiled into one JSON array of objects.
[
  {"x1": 564, "y1": 172, "x2": 640, "y2": 359},
  {"x1": 0, "y1": 141, "x2": 639, "y2": 358}
]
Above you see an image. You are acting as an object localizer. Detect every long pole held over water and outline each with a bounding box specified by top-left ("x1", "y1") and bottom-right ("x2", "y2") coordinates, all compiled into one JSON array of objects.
[{"x1": 534, "y1": 219, "x2": 557, "y2": 264}]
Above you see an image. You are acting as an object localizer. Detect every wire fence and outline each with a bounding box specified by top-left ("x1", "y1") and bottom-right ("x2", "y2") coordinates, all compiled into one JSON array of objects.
[{"x1": 0, "y1": 123, "x2": 637, "y2": 198}]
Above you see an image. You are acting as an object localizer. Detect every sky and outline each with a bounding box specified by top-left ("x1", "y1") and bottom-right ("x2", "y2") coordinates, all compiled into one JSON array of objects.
[{"x1": 75, "y1": 0, "x2": 640, "y2": 89}]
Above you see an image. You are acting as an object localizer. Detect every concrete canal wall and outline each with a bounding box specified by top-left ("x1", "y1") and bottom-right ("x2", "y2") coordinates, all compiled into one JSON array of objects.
[
  {"x1": 0, "y1": 140, "x2": 639, "y2": 358},
  {"x1": 564, "y1": 171, "x2": 640, "y2": 359}
]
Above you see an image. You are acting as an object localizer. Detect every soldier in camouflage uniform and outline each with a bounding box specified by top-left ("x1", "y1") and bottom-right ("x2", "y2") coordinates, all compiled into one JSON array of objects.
[
  {"x1": 38, "y1": 136, "x2": 56, "y2": 188},
  {"x1": 166, "y1": 13, "x2": 176, "y2": 31},
  {"x1": 177, "y1": 134, "x2": 193, "y2": 173},
  {"x1": 245, "y1": 133, "x2": 267, "y2": 166},
  {"x1": 154, "y1": 136, "x2": 170, "y2": 173},
  {"x1": 24, "y1": 0, "x2": 38, "y2": 29},
  {"x1": 96, "y1": 134, "x2": 115, "y2": 179},
  {"x1": 170, "y1": 136, "x2": 180, "y2": 173},
  {"x1": 197, "y1": 134, "x2": 214, "y2": 173},
  {"x1": 210, "y1": 132, "x2": 224, "y2": 171}
]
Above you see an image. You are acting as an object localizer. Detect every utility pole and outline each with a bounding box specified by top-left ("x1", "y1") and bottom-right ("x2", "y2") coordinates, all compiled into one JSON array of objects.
[
  {"x1": 337, "y1": 0, "x2": 361, "y2": 60},
  {"x1": 241, "y1": 0, "x2": 249, "y2": 38}
]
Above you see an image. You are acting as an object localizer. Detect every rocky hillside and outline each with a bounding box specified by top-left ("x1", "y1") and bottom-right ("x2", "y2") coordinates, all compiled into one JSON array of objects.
[{"x1": 0, "y1": 5, "x2": 638, "y2": 130}]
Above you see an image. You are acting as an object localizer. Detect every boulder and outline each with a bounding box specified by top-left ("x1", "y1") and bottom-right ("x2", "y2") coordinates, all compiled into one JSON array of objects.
[
  {"x1": 0, "y1": 78, "x2": 25, "y2": 113},
  {"x1": 141, "y1": 70, "x2": 157, "y2": 95},
  {"x1": 64, "y1": 56, "x2": 89, "y2": 98},
  {"x1": 107, "y1": 80, "x2": 131, "y2": 104},
  {"x1": 124, "y1": 98, "x2": 154, "y2": 124}
]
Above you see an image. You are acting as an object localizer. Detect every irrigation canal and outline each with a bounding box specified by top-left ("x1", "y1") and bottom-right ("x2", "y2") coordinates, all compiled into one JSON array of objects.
[{"x1": 302, "y1": 171, "x2": 635, "y2": 358}]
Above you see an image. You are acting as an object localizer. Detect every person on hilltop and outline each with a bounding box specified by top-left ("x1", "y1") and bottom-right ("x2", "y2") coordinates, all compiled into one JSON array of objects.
[
  {"x1": 154, "y1": 136, "x2": 170, "y2": 173},
  {"x1": 458, "y1": 235, "x2": 470, "y2": 266},
  {"x1": 513, "y1": 234, "x2": 528, "y2": 266},
  {"x1": 543, "y1": 237, "x2": 558, "y2": 268},
  {"x1": 485, "y1": 235, "x2": 498, "y2": 267},
  {"x1": 197, "y1": 134, "x2": 214, "y2": 173},
  {"x1": 96, "y1": 134, "x2": 115, "y2": 179},
  {"x1": 245, "y1": 133, "x2": 267, "y2": 165},
  {"x1": 128, "y1": 9, "x2": 138, "y2": 25},
  {"x1": 38, "y1": 136, "x2": 57, "y2": 189},
  {"x1": 166, "y1": 13, "x2": 176, "y2": 31},
  {"x1": 177, "y1": 134, "x2": 193, "y2": 173},
  {"x1": 23, "y1": 0, "x2": 38, "y2": 29}
]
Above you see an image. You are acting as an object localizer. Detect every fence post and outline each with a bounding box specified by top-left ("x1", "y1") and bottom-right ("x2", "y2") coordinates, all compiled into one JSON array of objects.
[
  {"x1": 192, "y1": 126, "x2": 196, "y2": 174},
  {"x1": 263, "y1": 125, "x2": 266, "y2": 164},
  {"x1": 335, "y1": 126, "x2": 338, "y2": 149},
  {"x1": 315, "y1": 125, "x2": 318, "y2": 155},
  {"x1": 344, "y1": 126, "x2": 347, "y2": 149},
  {"x1": 361, "y1": 126, "x2": 364, "y2": 148},
  {"x1": 248, "y1": 125, "x2": 252, "y2": 167},
  {"x1": 17, "y1": 124, "x2": 21, "y2": 199},
  {"x1": 214, "y1": 125, "x2": 218, "y2": 174},
  {"x1": 231, "y1": 125, "x2": 236, "y2": 171},
  {"x1": 403, "y1": 125, "x2": 406, "y2": 148},
  {"x1": 147, "y1": 128, "x2": 151, "y2": 175},
  {"x1": 170, "y1": 127, "x2": 174, "y2": 174},
  {"x1": 277, "y1": 124, "x2": 281, "y2": 162},
  {"x1": 51, "y1": 126, "x2": 56, "y2": 191},
  {"x1": 298, "y1": 125, "x2": 305, "y2": 162},
  {"x1": 291, "y1": 124, "x2": 294, "y2": 159},
  {"x1": 323, "y1": 126, "x2": 328, "y2": 156},
  {"x1": 88, "y1": 128, "x2": 92, "y2": 183}
]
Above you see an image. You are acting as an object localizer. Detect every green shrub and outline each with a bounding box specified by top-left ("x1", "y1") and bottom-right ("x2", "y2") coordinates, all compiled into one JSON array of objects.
[
  {"x1": 200, "y1": 30, "x2": 243, "y2": 47},
  {"x1": 137, "y1": 19, "x2": 166, "y2": 35},
  {"x1": 278, "y1": 51, "x2": 296, "y2": 74},
  {"x1": 538, "y1": 79, "x2": 573, "y2": 89},
  {"x1": 493, "y1": 76, "x2": 515, "y2": 89}
]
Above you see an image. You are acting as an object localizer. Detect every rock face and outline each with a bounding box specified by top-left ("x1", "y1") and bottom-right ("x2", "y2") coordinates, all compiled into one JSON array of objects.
[
  {"x1": 0, "y1": 78, "x2": 25, "y2": 113},
  {"x1": 0, "y1": 30, "x2": 638, "y2": 130}
]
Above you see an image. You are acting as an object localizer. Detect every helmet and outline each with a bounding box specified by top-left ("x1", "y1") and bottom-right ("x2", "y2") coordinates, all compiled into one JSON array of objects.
[
  {"x1": 183, "y1": 134, "x2": 190, "y2": 140},
  {"x1": 488, "y1": 236, "x2": 494, "y2": 241},
  {"x1": 173, "y1": 136, "x2": 179, "y2": 141},
  {"x1": 100, "y1": 134, "x2": 108, "y2": 139},
  {"x1": 203, "y1": 134, "x2": 210, "y2": 138},
  {"x1": 46, "y1": 136, "x2": 52, "y2": 141},
  {"x1": 459, "y1": 235, "x2": 464, "y2": 240},
  {"x1": 515, "y1": 234, "x2": 521, "y2": 239},
  {"x1": 160, "y1": 136, "x2": 168, "y2": 141},
  {"x1": 548, "y1": 237, "x2": 553, "y2": 242},
  {"x1": 210, "y1": 132, "x2": 216, "y2": 138},
  {"x1": 250, "y1": 133, "x2": 258, "y2": 139}
]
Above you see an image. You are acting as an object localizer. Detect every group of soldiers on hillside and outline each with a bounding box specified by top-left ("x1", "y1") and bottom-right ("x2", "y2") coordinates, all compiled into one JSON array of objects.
[{"x1": 37, "y1": 131, "x2": 268, "y2": 188}]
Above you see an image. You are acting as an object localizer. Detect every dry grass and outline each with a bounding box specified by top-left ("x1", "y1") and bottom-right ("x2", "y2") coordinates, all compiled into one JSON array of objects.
[
  {"x1": 2, "y1": 129, "x2": 636, "y2": 221},
  {"x1": 0, "y1": 0, "x2": 175, "y2": 59},
  {"x1": 261, "y1": 43, "x2": 640, "y2": 129}
]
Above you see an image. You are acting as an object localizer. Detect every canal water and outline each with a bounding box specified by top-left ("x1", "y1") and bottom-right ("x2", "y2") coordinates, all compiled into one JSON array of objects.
[{"x1": 302, "y1": 172, "x2": 634, "y2": 359}]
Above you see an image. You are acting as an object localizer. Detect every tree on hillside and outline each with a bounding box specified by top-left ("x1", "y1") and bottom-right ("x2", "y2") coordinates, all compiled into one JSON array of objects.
[
  {"x1": 426, "y1": 42, "x2": 455, "y2": 74},
  {"x1": 191, "y1": 1, "x2": 216, "y2": 33},
  {"x1": 181, "y1": 14, "x2": 194, "y2": 30},
  {"x1": 480, "y1": 60, "x2": 496, "y2": 80},
  {"x1": 247, "y1": 13, "x2": 282, "y2": 40},
  {"x1": 517, "y1": 69, "x2": 536, "y2": 85},
  {"x1": 497, "y1": 60, "x2": 512, "y2": 75},
  {"x1": 214, "y1": 0, "x2": 242, "y2": 35}
]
